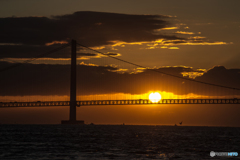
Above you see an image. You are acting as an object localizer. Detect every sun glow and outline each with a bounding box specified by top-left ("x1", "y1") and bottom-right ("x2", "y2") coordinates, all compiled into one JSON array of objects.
[{"x1": 149, "y1": 92, "x2": 161, "y2": 103}]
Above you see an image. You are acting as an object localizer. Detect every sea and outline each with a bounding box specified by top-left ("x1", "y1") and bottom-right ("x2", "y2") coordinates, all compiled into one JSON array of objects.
[{"x1": 0, "y1": 125, "x2": 239, "y2": 160}]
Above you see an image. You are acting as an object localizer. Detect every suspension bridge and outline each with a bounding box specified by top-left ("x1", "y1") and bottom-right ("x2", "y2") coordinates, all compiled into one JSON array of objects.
[{"x1": 0, "y1": 40, "x2": 239, "y2": 124}]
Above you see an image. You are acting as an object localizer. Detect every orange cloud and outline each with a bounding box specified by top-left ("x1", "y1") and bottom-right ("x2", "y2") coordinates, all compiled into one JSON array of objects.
[
  {"x1": 181, "y1": 72, "x2": 204, "y2": 79},
  {"x1": 169, "y1": 47, "x2": 179, "y2": 49},
  {"x1": 175, "y1": 31, "x2": 194, "y2": 34},
  {"x1": 80, "y1": 61, "x2": 99, "y2": 67},
  {"x1": 160, "y1": 27, "x2": 179, "y2": 30},
  {"x1": 107, "y1": 37, "x2": 229, "y2": 50}
]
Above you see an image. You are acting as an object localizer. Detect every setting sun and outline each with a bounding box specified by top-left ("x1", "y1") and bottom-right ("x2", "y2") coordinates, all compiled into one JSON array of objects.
[{"x1": 149, "y1": 92, "x2": 161, "y2": 103}]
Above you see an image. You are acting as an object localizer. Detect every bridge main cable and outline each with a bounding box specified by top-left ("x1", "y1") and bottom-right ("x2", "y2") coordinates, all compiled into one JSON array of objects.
[
  {"x1": 77, "y1": 43, "x2": 240, "y2": 91},
  {"x1": 0, "y1": 43, "x2": 70, "y2": 73}
]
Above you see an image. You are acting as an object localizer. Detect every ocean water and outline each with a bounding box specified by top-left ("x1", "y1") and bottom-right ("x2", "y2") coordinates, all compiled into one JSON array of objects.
[{"x1": 0, "y1": 125, "x2": 239, "y2": 160}]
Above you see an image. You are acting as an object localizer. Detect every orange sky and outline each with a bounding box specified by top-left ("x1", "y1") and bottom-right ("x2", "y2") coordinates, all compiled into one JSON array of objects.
[{"x1": 0, "y1": 0, "x2": 240, "y2": 126}]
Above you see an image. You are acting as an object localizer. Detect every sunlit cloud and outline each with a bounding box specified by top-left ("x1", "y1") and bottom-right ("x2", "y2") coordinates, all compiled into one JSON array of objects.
[
  {"x1": 111, "y1": 40, "x2": 144, "y2": 47},
  {"x1": 160, "y1": 39, "x2": 229, "y2": 46},
  {"x1": 179, "y1": 41, "x2": 228, "y2": 45},
  {"x1": 160, "y1": 27, "x2": 179, "y2": 30},
  {"x1": 169, "y1": 47, "x2": 179, "y2": 49},
  {"x1": 77, "y1": 50, "x2": 121, "y2": 60},
  {"x1": 91, "y1": 46, "x2": 106, "y2": 50},
  {"x1": 109, "y1": 40, "x2": 152, "y2": 50},
  {"x1": 188, "y1": 36, "x2": 206, "y2": 39},
  {"x1": 108, "y1": 68, "x2": 128, "y2": 74},
  {"x1": 196, "y1": 69, "x2": 207, "y2": 72},
  {"x1": 78, "y1": 57, "x2": 89, "y2": 60},
  {"x1": 79, "y1": 61, "x2": 99, "y2": 66},
  {"x1": 175, "y1": 31, "x2": 194, "y2": 35},
  {"x1": 106, "y1": 34, "x2": 229, "y2": 50},
  {"x1": 181, "y1": 72, "x2": 204, "y2": 79},
  {"x1": 161, "y1": 46, "x2": 168, "y2": 49},
  {"x1": 103, "y1": 52, "x2": 121, "y2": 57}
]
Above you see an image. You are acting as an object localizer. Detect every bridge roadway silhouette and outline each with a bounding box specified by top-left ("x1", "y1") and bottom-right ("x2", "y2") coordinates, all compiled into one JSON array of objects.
[{"x1": 1, "y1": 99, "x2": 240, "y2": 107}]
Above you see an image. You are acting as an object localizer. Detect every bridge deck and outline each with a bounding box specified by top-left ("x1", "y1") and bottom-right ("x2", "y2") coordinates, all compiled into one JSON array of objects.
[{"x1": 0, "y1": 99, "x2": 240, "y2": 107}]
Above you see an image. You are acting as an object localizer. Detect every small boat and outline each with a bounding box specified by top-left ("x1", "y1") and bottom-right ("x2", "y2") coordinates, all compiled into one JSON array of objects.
[
  {"x1": 174, "y1": 124, "x2": 177, "y2": 126},
  {"x1": 123, "y1": 123, "x2": 125, "y2": 125},
  {"x1": 89, "y1": 123, "x2": 94, "y2": 125}
]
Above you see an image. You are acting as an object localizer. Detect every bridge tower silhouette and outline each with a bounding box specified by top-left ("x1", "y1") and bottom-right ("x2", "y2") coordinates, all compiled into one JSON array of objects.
[{"x1": 61, "y1": 40, "x2": 84, "y2": 124}]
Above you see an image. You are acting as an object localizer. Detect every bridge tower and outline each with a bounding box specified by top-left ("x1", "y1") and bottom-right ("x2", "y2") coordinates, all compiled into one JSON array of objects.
[{"x1": 61, "y1": 39, "x2": 84, "y2": 124}]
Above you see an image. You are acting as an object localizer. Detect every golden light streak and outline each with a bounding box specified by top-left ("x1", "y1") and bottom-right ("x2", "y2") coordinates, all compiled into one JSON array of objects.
[
  {"x1": 161, "y1": 39, "x2": 229, "y2": 46},
  {"x1": 161, "y1": 46, "x2": 168, "y2": 48},
  {"x1": 160, "y1": 27, "x2": 179, "y2": 30},
  {"x1": 178, "y1": 42, "x2": 228, "y2": 45},
  {"x1": 169, "y1": 47, "x2": 179, "y2": 49},
  {"x1": 137, "y1": 67, "x2": 146, "y2": 70},
  {"x1": 175, "y1": 31, "x2": 194, "y2": 34},
  {"x1": 1, "y1": 91, "x2": 238, "y2": 103},
  {"x1": 78, "y1": 57, "x2": 90, "y2": 60},
  {"x1": 188, "y1": 36, "x2": 206, "y2": 39}
]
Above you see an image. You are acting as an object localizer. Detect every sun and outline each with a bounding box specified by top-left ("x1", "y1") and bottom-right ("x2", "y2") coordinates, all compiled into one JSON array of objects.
[{"x1": 149, "y1": 92, "x2": 161, "y2": 103}]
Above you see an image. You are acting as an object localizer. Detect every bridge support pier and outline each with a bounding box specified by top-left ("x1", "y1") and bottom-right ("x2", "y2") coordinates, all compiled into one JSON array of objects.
[{"x1": 61, "y1": 39, "x2": 84, "y2": 125}]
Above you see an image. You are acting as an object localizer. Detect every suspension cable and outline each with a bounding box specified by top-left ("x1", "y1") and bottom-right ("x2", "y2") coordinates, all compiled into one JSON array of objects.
[
  {"x1": 0, "y1": 43, "x2": 70, "y2": 73},
  {"x1": 77, "y1": 42, "x2": 240, "y2": 91}
]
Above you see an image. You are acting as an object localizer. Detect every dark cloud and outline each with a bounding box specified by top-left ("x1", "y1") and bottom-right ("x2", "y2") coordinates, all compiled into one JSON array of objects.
[
  {"x1": 195, "y1": 66, "x2": 240, "y2": 90},
  {"x1": 0, "y1": 45, "x2": 71, "y2": 59},
  {"x1": 0, "y1": 62, "x2": 239, "y2": 97},
  {"x1": 78, "y1": 53, "x2": 98, "y2": 57},
  {"x1": 0, "y1": 11, "x2": 183, "y2": 58}
]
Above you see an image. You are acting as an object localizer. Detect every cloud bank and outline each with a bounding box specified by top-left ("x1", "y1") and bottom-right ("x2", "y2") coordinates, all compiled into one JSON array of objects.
[
  {"x1": 0, "y1": 11, "x2": 227, "y2": 59},
  {"x1": 0, "y1": 61, "x2": 239, "y2": 97},
  {"x1": 0, "y1": 11, "x2": 182, "y2": 58}
]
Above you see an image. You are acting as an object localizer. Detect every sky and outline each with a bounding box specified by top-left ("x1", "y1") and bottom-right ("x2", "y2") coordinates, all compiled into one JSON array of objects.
[{"x1": 0, "y1": 0, "x2": 240, "y2": 126}]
